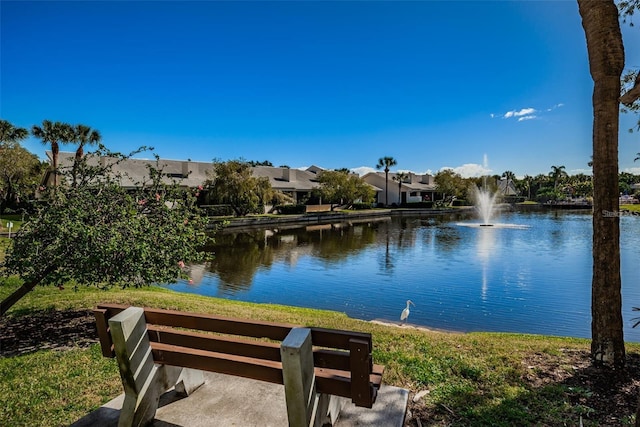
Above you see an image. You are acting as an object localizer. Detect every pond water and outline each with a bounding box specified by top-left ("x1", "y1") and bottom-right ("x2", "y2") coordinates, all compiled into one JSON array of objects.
[{"x1": 165, "y1": 209, "x2": 640, "y2": 342}]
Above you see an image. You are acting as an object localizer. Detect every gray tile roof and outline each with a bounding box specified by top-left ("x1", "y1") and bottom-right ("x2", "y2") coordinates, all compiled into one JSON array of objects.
[
  {"x1": 362, "y1": 172, "x2": 436, "y2": 191},
  {"x1": 251, "y1": 166, "x2": 320, "y2": 192},
  {"x1": 48, "y1": 152, "x2": 213, "y2": 189},
  {"x1": 46, "y1": 152, "x2": 322, "y2": 192}
]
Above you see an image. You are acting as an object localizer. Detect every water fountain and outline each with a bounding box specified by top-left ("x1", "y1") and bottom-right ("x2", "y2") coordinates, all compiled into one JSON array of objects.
[
  {"x1": 473, "y1": 186, "x2": 499, "y2": 227},
  {"x1": 457, "y1": 186, "x2": 527, "y2": 229}
]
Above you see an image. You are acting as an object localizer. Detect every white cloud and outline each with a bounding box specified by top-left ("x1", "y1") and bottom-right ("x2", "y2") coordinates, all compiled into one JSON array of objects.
[
  {"x1": 504, "y1": 108, "x2": 536, "y2": 119},
  {"x1": 352, "y1": 166, "x2": 377, "y2": 176},
  {"x1": 352, "y1": 166, "x2": 435, "y2": 176},
  {"x1": 416, "y1": 169, "x2": 434, "y2": 176},
  {"x1": 440, "y1": 163, "x2": 492, "y2": 178},
  {"x1": 398, "y1": 168, "x2": 434, "y2": 176},
  {"x1": 546, "y1": 103, "x2": 564, "y2": 112},
  {"x1": 622, "y1": 167, "x2": 640, "y2": 175},
  {"x1": 495, "y1": 103, "x2": 563, "y2": 122},
  {"x1": 570, "y1": 168, "x2": 592, "y2": 175}
]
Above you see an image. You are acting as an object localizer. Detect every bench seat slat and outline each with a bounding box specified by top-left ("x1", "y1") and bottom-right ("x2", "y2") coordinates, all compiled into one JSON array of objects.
[
  {"x1": 315, "y1": 366, "x2": 384, "y2": 389},
  {"x1": 149, "y1": 326, "x2": 356, "y2": 372},
  {"x1": 93, "y1": 308, "x2": 114, "y2": 357},
  {"x1": 315, "y1": 367, "x2": 382, "y2": 407},
  {"x1": 310, "y1": 327, "x2": 373, "y2": 351},
  {"x1": 145, "y1": 309, "x2": 294, "y2": 341},
  {"x1": 152, "y1": 342, "x2": 285, "y2": 385},
  {"x1": 148, "y1": 326, "x2": 283, "y2": 361},
  {"x1": 313, "y1": 349, "x2": 350, "y2": 371},
  {"x1": 98, "y1": 303, "x2": 297, "y2": 341},
  {"x1": 98, "y1": 304, "x2": 372, "y2": 349}
]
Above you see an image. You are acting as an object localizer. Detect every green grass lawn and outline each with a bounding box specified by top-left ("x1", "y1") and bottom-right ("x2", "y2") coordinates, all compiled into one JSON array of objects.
[
  {"x1": 0, "y1": 238, "x2": 9, "y2": 263},
  {"x1": 621, "y1": 204, "x2": 640, "y2": 212},
  {"x1": 0, "y1": 215, "x2": 23, "y2": 262},
  {"x1": 0, "y1": 214, "x2": 23, "y2": 233},
  {"x1": 1, "y1": 282, "x2": 638, "y2": 426}
]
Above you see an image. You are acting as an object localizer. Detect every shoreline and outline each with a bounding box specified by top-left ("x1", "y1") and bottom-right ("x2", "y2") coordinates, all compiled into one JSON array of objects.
[
  {"x1": 369, "y1": 318, "x2": 465, "y2": 334},
  {"x1": 216, "y1": 207, "x2": 472, "y2": 231}
]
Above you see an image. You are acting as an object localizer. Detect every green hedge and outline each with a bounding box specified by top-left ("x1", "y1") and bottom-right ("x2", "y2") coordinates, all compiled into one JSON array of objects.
[
  {"x1": 200, "y1": 205, "x2": 234, "y2": 216},
  {"x1": 402, "y1": 201, "x2": 433, "y2": 208},
  {"x1": 350, "y1": 203, "x2": 373, "y2": 210},
  {"x1": 277, "y1": 204, "x2": 307, "y2": 215},
  {"x1": 504, "y1": 196, "x2": 526, "y2": 203}
]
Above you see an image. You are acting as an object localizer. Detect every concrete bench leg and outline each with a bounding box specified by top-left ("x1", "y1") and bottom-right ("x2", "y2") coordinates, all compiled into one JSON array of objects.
[
  {"x1": 281, "y1": 328, "x2": 346, "y2": 427},
  {"x1": 174, "y1": 367, "x2": 205, "y2": 396},
  {"x1": 319, "y1": 393, "x2": 348, "y2": 426},
  {"x1": 109, "y1": 307, "x2": 204, "y2": 427}
]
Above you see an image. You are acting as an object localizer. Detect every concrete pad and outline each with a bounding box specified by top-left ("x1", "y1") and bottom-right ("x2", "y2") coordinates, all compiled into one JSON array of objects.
[
  {"x1": 72, "y1": 372, "x2": 408, "y2": 427},
  {"x1": 335, "y1": 385, "x2": 409, "y2": 427}
]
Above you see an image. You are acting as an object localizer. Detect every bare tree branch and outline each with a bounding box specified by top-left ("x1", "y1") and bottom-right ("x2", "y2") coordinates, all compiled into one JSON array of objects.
[{"x1": 620, "y1": 73, "x2": 640, "y2": 106}]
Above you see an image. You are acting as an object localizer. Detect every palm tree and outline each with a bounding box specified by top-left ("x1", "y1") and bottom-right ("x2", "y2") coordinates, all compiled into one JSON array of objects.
[
  {"x1": 375, "y1": 156, "x2": 397, "y2": 206},
  {"x1": 69, "y1": 124, "x2": 102, "y2": 186},
  {"x1": 0, "y1": 119, "x2": 28, "y2": 145},
  {"x1": 32, "y1": 120, "x2": 73, "y2": 187},
  {"x1": 634, "y1": 153, "x2": 640, "y2": 162},
  {"x1": 502, "y1": 171, "x2": 515, "y2": 182},
  {"x1": 501, "y1": 171, "x2": 516, "y2": 196},
  {"x1": 392, "y1": 171, "x2": 408, "y2": 205},
  {"x1": 521, "y1": 174, "x2": 532, "y2": 200},
  {"x1": 73, "y1": 124, "x2": 101, "y2": 159},
  {"x1": 549, "y1": 165, "x2": 567, "y2": 190}
]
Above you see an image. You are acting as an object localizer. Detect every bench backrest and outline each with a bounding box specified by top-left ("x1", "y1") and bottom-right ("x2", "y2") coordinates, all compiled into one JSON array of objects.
[{"x1": 94, "y1": 303, "x2": 381, "y2": 408}]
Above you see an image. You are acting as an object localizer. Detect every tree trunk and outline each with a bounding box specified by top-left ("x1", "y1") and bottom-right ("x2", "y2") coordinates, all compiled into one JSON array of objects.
[
  {"x1": 52, "y1": 144, "x2": 59, "y2": 188},
  {"x1": 0, "y1": 266, "x2": 55, "y2": 316},
  {"x1": 384, "y1": 170, "x2": 389, "y2": 206},
  {"x1": 620, "y1": 73, "x2": 640, "y2": 106},
  {"x1": 578, "y1": 0, "x2": 625, "y2": 368}
]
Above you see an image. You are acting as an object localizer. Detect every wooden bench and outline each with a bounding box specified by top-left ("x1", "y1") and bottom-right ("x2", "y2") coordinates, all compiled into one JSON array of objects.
[{"x1": 94, "y1": 303, "x2": 384, "y2": 427}]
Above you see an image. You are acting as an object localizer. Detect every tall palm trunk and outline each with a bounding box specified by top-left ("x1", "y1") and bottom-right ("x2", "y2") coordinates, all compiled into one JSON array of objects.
[
  {"x1": 578, "y1": 0, "x2": 625, "y2": 368},
  {"x1": 385, "y1": 168, "x2": 389, "y2": 206},
  {"x1": 52, "y1": 141, "x2": 60, "y2": 187}
]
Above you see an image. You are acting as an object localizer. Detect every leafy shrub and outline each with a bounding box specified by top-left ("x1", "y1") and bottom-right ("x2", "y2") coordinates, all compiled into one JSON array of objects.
[
  {"x1": 350, "y1": 203, "x2": 373, "y2": 210},
  {"x1": 277, "y1": 204, "x2": 306, "y2": 215},
  {"x1": 200, "y1": 204, "x2": 234, "y2": 217},
  {"x1": 504, "y1": 196, "x2": 526, "y2": 204},
  {"x1": 402, "y1": 201, "x2": 433, "y2": 208}
]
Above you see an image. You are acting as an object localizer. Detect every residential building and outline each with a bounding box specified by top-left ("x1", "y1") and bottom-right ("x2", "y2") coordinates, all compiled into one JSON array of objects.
[
  {"x1": 41, "y1": 152, "x2": 321, "y2": 204},
  {"x1": 497, "y1": 178, "x2": 518, "y2": 197},
  {"x1": 41, "y1": 152, "x2": 213, "y2": 190},
  {"x1": 250, "y1": 166, "x2": 320, "y2": 204},
  {"x1": 361, "y1": 172, "x2": 436, "y2": 205}
]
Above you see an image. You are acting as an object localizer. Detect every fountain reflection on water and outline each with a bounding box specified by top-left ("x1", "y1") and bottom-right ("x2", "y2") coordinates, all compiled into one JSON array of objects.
[{"x1": 456, "y1": 186, "x2": 529, "y2": 302}]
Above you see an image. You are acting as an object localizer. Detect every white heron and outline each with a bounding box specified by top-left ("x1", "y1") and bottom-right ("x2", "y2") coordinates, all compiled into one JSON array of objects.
[{"x1": 400, "y1": 300, "x2": 415, "y2": 322}]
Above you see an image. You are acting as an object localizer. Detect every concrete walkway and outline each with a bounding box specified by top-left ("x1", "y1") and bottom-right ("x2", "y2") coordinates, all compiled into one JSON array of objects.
[{"x1": 72, "y1": 372, "x2": 409, "y2": 427}]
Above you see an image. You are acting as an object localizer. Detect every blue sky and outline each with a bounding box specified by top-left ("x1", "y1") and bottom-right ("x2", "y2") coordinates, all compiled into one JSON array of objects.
[{"x1": 2, "y1": 1, "x2": 639, "y2": 178}]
